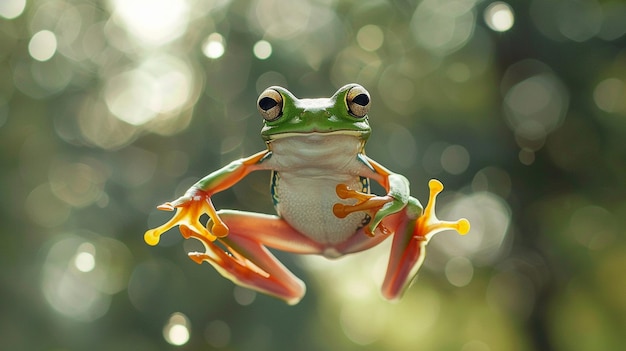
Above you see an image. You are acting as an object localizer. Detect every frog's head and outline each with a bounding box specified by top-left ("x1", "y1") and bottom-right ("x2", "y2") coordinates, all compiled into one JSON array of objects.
[{"x1": 258, "y1": 84, "x2": 372, "y2": 142}]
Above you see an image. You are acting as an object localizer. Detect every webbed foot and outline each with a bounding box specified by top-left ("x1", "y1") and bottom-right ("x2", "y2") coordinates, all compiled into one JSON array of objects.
[{"x1": 144, "y1": 189, "x2": 229, "y2": 246}]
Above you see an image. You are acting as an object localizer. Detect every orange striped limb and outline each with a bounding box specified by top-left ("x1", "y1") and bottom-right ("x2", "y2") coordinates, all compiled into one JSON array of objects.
[
  {"x1": 381, "y1": 179, "x2": 470, "y2": 300},
  {"x1": 144, "y1": 150, "x2": 270, "y2": 246},
  {"x1": 180, "y1": 210, "x2": 324, "y2": 305}
]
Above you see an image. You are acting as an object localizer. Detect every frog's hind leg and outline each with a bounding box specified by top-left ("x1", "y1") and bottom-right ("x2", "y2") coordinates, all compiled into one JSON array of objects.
[
  {"x1": 381, "y1": 180, "x2": 470, "y2": 301},
  {"x1": 183, "y1": 210, "x2": 325, "y2": 305}
]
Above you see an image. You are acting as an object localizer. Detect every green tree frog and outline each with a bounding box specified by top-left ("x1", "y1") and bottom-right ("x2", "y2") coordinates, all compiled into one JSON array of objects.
[{"x1": 144, "y1": 84, "x2": 469, "y2": 305}]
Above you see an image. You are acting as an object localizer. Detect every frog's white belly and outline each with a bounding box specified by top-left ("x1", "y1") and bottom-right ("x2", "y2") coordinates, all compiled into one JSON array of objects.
[
  {"x1": 263, "y1": 134, "x2": 372, "y2": 245},
  {"x1": 273, "y1": 173, "x2": 368, "y2": 244}
]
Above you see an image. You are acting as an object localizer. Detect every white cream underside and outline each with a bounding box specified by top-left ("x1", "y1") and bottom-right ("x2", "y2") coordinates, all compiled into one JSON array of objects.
[{"x1": 262, "y1": 133, "x2": 372, "y2": 245}]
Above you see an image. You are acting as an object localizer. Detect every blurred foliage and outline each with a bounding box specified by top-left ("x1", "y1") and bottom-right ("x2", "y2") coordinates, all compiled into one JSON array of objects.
[{"x1": 2, "y1": 0, "x2": 626, "y2": 350}]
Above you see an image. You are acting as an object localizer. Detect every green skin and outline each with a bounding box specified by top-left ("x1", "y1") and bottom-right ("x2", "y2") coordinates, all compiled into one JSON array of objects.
[
  {"x1": 260, "y1": 85, "x2": 371, "y2": 141},
  {"x1": 193, "y1": 84, "x2": 411, "y2": 235},
  {"x1": 145, "y1": 83, "x2": 469, "y2": 304}
]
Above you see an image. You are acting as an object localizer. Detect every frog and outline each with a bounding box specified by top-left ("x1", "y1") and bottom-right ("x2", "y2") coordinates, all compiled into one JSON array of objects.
[{"x1": 144, "y1": 84, "x2": 469, "y2": 305}]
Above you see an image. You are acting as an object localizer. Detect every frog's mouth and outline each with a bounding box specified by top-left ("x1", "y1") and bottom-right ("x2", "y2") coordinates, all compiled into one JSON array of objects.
[{"x1": 266, "y1": 130, "x2": 365, "y2": 142}]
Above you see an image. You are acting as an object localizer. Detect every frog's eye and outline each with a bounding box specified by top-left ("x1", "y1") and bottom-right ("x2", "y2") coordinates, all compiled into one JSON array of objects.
[
  {"x1": 257, "y1": 89, "x2": 283, "y2": 121},
  {"x1": 346, "y1": 86, "x2": 370, "y2": 118}
]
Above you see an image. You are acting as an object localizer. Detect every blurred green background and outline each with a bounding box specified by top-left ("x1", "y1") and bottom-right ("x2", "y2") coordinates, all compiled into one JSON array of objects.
[{"x1": 2, "y1": 0, "x2": 626, "y2": 350}]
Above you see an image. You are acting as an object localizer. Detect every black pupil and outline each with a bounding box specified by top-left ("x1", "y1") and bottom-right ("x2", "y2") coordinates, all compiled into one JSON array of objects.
[
  {"x1": 259, "y1": 97, "x2": 278, "y2": 111},
  {"x1": 353, "y1": 94, "x2": 369, "y2": 106}
]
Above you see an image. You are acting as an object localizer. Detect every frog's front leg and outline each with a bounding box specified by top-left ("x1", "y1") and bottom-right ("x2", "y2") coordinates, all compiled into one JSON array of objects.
[
  {"x1": 144, "y1": 150, "x2": 270, "y2": 246},
  {"x1": 182, "y1": 210, "x2": 325, "y2": 305},
  {"x1": 332, "y1": 169, "x2": 469, "y2": 300},
  {"x1": 381, "y1": 180, "x2": 470, "y2": 300},
  {"x1": 334, "y1": 157, "x2": 412, "y2": 236}
]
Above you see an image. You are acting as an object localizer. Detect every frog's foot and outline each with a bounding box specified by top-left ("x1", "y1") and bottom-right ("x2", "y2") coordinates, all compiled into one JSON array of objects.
[
  {"x1": 416, "y1": 179, "x2": 470, "y2": 239},
  {"x1": 333, "y1": 184, "x2": 394, "y2": 236},
  {"x1": 144, "y1": 190, "x2": 229, "y2": 247},
  {"x1": 381, "y1": 179, "x2": 469, "y2": 300}
]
